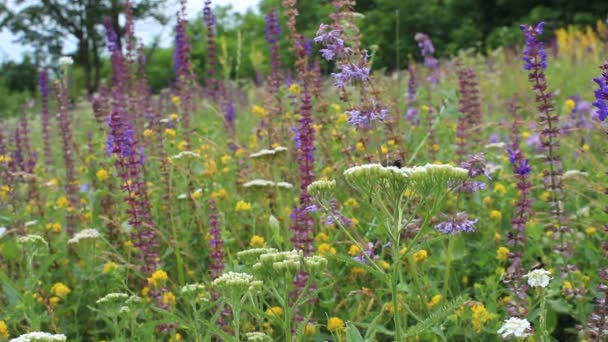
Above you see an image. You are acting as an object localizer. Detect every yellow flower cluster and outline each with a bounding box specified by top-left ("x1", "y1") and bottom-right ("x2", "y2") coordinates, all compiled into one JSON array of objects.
[
  {"x1": 250, "y1": 235, "x2": 265, "y2": 248},
  {"x1": 235, "y1": 200, "x2": 252, "y2": 212},
  {"x1": 327, "y1": 316, "x2": 345, "y2": 332},
  {"x1": 147, "y1": 269, "x2": 168, "y2": 288},
  {"x1": 51, "y1": 282, "x2": 71, "y2": 298}
]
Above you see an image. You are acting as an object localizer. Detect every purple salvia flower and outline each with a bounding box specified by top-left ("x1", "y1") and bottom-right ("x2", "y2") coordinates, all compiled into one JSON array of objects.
[
  {"x1": 38, "y1": 70, "x2": 53, "y2": 167},
  {"x1": 174, "y1": 1, "x2": 195, "y2": 143},
  {"x1": 415, "y1": 33, "x2": 439, "y2": 85},
  {"x1": 203, "y1": 0, "x2": 220, "y2": 101},
  {"x1": 434, "y1": 212, "x2": 477, "y2": 234},
  {"x1": 592, "y1": 62, "x2": 608, "y2": 122},
  {"x1": 264, "y1": 9, "x2": 283, "y2": 145},
  {"x1": 521, "y1": 21, "x2": 570, "y2": 256},
  {"x1": 208, "y1": 200, "x2": 225, "y2": 280},
  {"x1": 456, "y1": 67, "x2": 483, "y2": 160}
]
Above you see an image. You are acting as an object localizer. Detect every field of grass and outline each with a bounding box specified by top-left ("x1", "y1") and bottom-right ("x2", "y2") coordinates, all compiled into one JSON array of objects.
[{"x1": 1, "y1": 5, "x2": 608, "y2": 342}]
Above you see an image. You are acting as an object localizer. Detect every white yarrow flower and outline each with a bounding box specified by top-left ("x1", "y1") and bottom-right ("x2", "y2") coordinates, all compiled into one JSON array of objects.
[
  {"x1": 9, "y1": 331, "x2": 67, "y2": 342},
  {"x1": 58, "y1": 56, "x2": 74, "y2": 67},
  {"x1": 497, "y1": 317, "x2": 532, "y2": 339},
  {"x1": 524, "y1": 268, "x2": 552, "y2": 288},
  {"x1": 68, "y1": 228, "x2": 101, "y2": 244}
]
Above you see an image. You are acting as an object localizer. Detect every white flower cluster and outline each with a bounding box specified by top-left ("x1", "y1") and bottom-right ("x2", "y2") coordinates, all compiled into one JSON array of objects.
[
  {"x1": 58, "y1": 56, "x2": 74, "y2": 67},
  {"x1": 254, "y1": 250, "x2": 304, "y2": 274},
  {"x1": 9, "y1": 332, "x2": 67, "y2": 342},
  {"x1": 303, "y1": 255, "x2": 328, "y2": 271},
  {"x1": 497, "y1": 317, "x2": 532, "y2": 339},
  {"x1": 212, "y1": 271, "x2": 257, "y2": 290},
  {"x1": 246, "y1": 332, "x2": 273, "y2": 341},
  {"x1": 96, "y1": 292, "x2": 129, "y2": 305},
  {"x1": 68, "y1": 228, "x2": 101, "y2": 244},
  {"x1": 249, "y1": 146, "x2": 288, "y2": 159},
  {"x1": 243, "y1": 179, "x2": 293, "y2": 189},
  {"x1": 307, "y1": 179, "x2": 336, "y2": 200},
  {"x1": 171, "y1": 151, "x2": 200, "y2": 159},
  {"x1": 236, "y1": 247, "x2": 279, "y2": 261},
  {"x1": 180, "y1": 283, "x2": 206, "y2": 294},
  {"x1": 561, "y1": 170, "x2": 589, "y2": 181},
  {"x1": 344, "y1": 163, "x2": 469, "y2": 196},
  {"x1": 524, "y1": 268, "x2": 552, "y2": 288},
  {"x1": 484, "y1": 142, "x2": 506, "y2": 149},
  {"x1": 17, "y1": 234, "x2": 48, "y2": 248}
]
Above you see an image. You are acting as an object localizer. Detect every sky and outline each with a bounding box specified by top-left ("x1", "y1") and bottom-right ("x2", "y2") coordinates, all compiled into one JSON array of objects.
[{"x1": 0, "y1": 0, "x2": 260, "y2": 62}]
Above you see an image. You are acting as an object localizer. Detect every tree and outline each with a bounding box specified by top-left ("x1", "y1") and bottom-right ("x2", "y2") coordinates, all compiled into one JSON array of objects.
[{"x1": 0, "y1": 0, "x2": 169, "y2": 95}]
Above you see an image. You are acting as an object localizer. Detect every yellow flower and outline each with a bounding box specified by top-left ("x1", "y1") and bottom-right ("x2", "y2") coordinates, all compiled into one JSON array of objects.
[
  {"x1": 379, "y1": 260, "x2": 391, "y2": 269},
  {"x1": 317, "y1": 243, "x2": 336, "y2": 256},
  {"x1": 103, "y1": 262, "x2": 119, "y2": 273},
  {"x1": 170, "y1": 113, "x2": 179, "y2": 121},
  {"x1": 147, "y1": 269, "x2": 168, "y2": 287},
  {"x1": 56, "y1": 196, "x2": 69, "y2": 209},
  {"x1": 210, "y1": 188, "x2": 228, "y2": 200},
  {"x1": 51, "y1": 282, "x2": 71, "y2": 298},
  {"x1": 388, "y1": 139, "x2": 396, "y2": 146},
  {"x1": 564, "y1": 99, "x2": 576, "y2": 113},
  {"x1": 0, "y1": 320, "x2": 8, "y2": 338},
  {"x1": 305, "y1": 323, "x2": 317, "y2": 336},
  {"x1": 413, "y1": 249, "x2": 428, "y2": 262},
  {"x1": 336, "y1": 113, "x2": 348, "y2": 123},
  {"x1": 250, "y1": 235, "x2": 266, "y2": 248},
  {"x1": 288, "y1": 83, "x2": 301, "y2": 94},
  {"x1": 0, "y1": 155, "x2": 12, "y2": 163},
  {"x1": 49, "y1": 296, "x2": 60, "y2": 306},
  {"x1": 582, "y1": 144, "x2": 590, "y2": 152},
  {"x1": 143, "y1": 129, "x2": 154, "y2": 139},
  {"x1": 169, "y1": 333, "x2": 183, "y2": 342},
  {"x1": 344, "y1": 198, "x2": 359, "y2": 208},
  {"x1": 177, "y1": 140, "x2": 188, "y2": 151},
  {"x1": 540, "y1": 191, "x2": 551, "y2": 202},
  {"x1": 431, "y1": 144, "x2": 440, "y2": 152},
  {"x1": 315, "y1": 232, "x2": 329, "y2": 242},
  {"x1": 165, "y1": 128, "x2": 177, "y2": 139},
  {"x1": 327, "y1": 317, "x2": 345, "y2": 332},
  {"x1": 252, "y1": 105, "x2": 268, "y2": 118},
  {"x1": 421, "y1": 105, "x2": 430, "y2": 112},
  {"x1": 482, "y1": 196, "x2": 493, "y2": 207},
  {"x1": 96, "y1": 169, "x2": 110, "y2": 182},
  {"x1": 427, "y1": 294, "x2": 442, "y2": 308},
  {"x1": 400, "y1": 247, "x2": 408, "y2": 255},
  {"x1": 494, "y1": 232, "x2": 501, "y2": 242},
  {"x1": 356, "y1": 142, "x2": 365, "y2": 152},
  {"x1": 47, "y1": 222, "x2": 62, "y2": 233},
  {"x1": 123, "y1": 240, "x2": 134, "y2": 249},
  {"x1": 162, "y1": 291, "x2": 176, "y2": 306},
  {"x1": 383, "y1": 302, "x2": 395, "y2": 315},
  {"x1": 236, "y1": 200, "x2": 252, "y2": 212},
  {"x1": 381, "y1": 145, "x2": 388, "y2": 154},
  {"x1": 496, "y1": 247, "x2": 510, "y2": 261},
  {"x1": 471, "y1": 303, "x2": 495, "y2": 333},
  {"x1": 171, "y1": 96, "x2": 180, "y2": 104},
  {"x1": 585, "y1": 227, "x2": 597, "y2": 235},
  {"x1": 348, "y1": 245, "x2": 360, "y2": 256},
  {"x1": 266, "y1": 306, "x2": 283, "y2": 316},
  {"x1": 499, "y1": 296, "x2": 512, "y2": 306},
  {"x1": 490, "y1": 210, "x2": 502, "y2": 220},
  {"x1": 350, "y1": 218, "x2": 359, "y2": 226},
  {"x1": 221, "y1": 154, "x2": 232, "y2": 164},
  {"x1": 350, "y1": 266, "x2": 367, "y2": 277},
  {"x1": 522, "y1": 131, "x2": 531, "y2": 139},
  {"x1": 141, "y1": 287, "x2": 150, "y2": 297},
  {"x1": 494, "y1": 183, "x2": 506, "y2": 194}
]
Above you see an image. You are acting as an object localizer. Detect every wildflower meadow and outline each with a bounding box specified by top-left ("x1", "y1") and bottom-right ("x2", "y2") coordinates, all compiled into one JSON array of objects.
[{"x1": 2, "y1": 0, "x2": 608, "y2": 341}]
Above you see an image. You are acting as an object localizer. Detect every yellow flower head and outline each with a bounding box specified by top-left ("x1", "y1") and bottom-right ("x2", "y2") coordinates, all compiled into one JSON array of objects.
[
  {"x1": 496, "y1": 246, "x2": 510, "y2": 261},
  {"x1": 143, "y1": 129, "x2": 154, "y2": 139},
  {"x1": 337, "y1": 113, "x2": 348, "y2": 123},
  {"x1": 51, "y1": 282, "x2": 71, "y2": 298},
  {"x1": 344, "y1": 198, "x2": 359, "y2": 208},
  {"x1": 564, "y1": 99, "x2": 576, "y2": 113},
  {"x1": 252, "y1": 105, "x2": 268, "y2": 118},
  {"x1": 56, "y1": 196, "x2": 69, "y2": 209},
  {"x1": 96, "y1": 169, "x2": 110, "y2": 182},
  {"x1": 288, "y1": 83, "x2": 301, "y2": 94},
  {"x1": 315, "y1": 232, "x2": 329, "y2": 242},
  {"x1": 305, "y1": 323, "x2": 317, "y2": 336},
  {"x1": 482, "y1": 196, "x2": 493, "y2": 206},
  {"x1": 49, "y1": 296, "x2": 60, "y2": 306},
  {"x1": 350, "y1": 266, "x2": 367, "y2": 277},
  {"x1": 0, "y1": 320, "x2": 8, "y2": 338},
  {"x1": 210, "y1": 188, "x2": 228, "y2": 200},
  {"x1": 471, "y1": 303, "x2": 495, "y2": 332},
  {"x1": 162, "y1": 291, "x2": 177, "y2": 306},
  {"x1": 348, "y1": 245, "x2": 360, "y2": 256},
  {"x1": 317, "y1": 243, "x2": 336, "y2": 256},
  {"x1": 265, "y1": 306, "x2": 283, "y2": 316},
  {"x1": 356, "y1": 142, "x2": 365, "y2": 152},
  {"x1": 235, "y1": 200, "x2": 252, "y2": 212},
  {"x1": 427, "y1": 294, "x2": 442, "y2": 308},
  {"x1": 585, "y1": 227, "x2": 597, "y2": 235},
  {"x1": 171, "y1": 96, "x2": 180, "y2": 104},
  {"x1": 413, "y1": 249, "x2": 428, "y2": 263},
  {"x1": 494, "y1": 183, "x2": 506, "y2": 195},
  {"x1": 165, "y1": 128, "x2": 177, "y2": 139},
  {"x1": 421, "y1": 105, "x2": 430, "y2": 112},
  {"x1": 147, "y1": 270, "x2": 168, "y2": 287},
  {"x1": 103, "y1": 262, "x2": 119, "y2": 273},
  {"x1": 327, "y1": 317, "x2": 345, "y2": 332},
  {"x1": 170, "y1": 113, "x2": 179, "y2": 121},
  {"x1": 489, "y1": 210, "x2": 502, "y2": 220},
  {"x1": 177, "y1": 140, "x2": 188, "y2": 151},
  {"x1": 249, "y1": 235, "x2": 266, "y2": 248}
]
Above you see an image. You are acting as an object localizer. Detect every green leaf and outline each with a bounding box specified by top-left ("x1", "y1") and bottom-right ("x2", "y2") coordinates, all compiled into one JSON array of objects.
[{"x1": 346, "y1": 322, "x2": 365, "y2": 342}]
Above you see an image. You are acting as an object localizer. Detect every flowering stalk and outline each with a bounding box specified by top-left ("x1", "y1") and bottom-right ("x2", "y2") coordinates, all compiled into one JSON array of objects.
[
  {"x1": 456, "y1": 67, "x2": 483, "y2": 159},
  {"x1": 38, "y1": 70, "x2": 53, "y2": 168},
  {"x1": 504, "y1": 98, "x2": 532, "y2": 318},
  {"x1": 54, "y1": 82, "x2": 79, "y2": 234},
  {"x1": 586, "y1": 61, "x2": 608, "y2": 341},
  {"x1": 415, "y1": 32, "x2": 440, "y2": 86},
  {"x1": 404, "y1": 64, "x2": 420, "y2": 125},
  {"x1": 520, "y1": 22, "x2": 570, "y2": 255},
  {"x1": 203, "y1": 0, "x2": 220, "y2": 102},
  {"x1": 175, "y1": 0, "x2": 195, "y2": 142},
  {"x1": 264, "y1": 9, "x2": 283, "y2": 146}
]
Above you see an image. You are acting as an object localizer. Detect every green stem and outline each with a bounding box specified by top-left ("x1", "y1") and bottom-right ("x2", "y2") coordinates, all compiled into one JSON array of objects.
[
  {"x1": 539, "y1": 288, "x2": 549, "y2": 342},
  {"x1": 443, "y1": 236, "x2": 455, "y2": 299}
]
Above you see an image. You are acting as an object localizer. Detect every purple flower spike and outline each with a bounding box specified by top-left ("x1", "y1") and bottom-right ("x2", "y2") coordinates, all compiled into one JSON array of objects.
[
  {"x1": 592, "y1": 63, "x2": 608, "y2": 122},
  {"x1": 520, "y1": 22, "x2": 547, "y2": 71},
  {"x1": 435, "y1": 212, "x2": 478, "y2": 234}
]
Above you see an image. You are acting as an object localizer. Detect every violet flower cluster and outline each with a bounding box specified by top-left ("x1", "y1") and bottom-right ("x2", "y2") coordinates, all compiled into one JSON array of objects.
[
  {"x1": 203, "y1": 0, "x2": 220, "y2": 101},
  {"x1": 208, "y1": 200, "x2": 224, "y2": 280},
  {"x1": 456, "y1": 67, "x2": 483, "y2": 159},
  {"x1": 38, "y1": 70, "x2": 53, "y2": 167},
  {"x1": 434, "y1": 212, "x2": 477, "y2": 234},
  {"x1": 404, "y1": 65, "x2": 420, "y2": 125},
  {"x1": 592, "y1": 62, "x2": 608, "y2": 121},
  {"x1": 414, "y1": 33, "x2": 439, "y2": 85}
]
